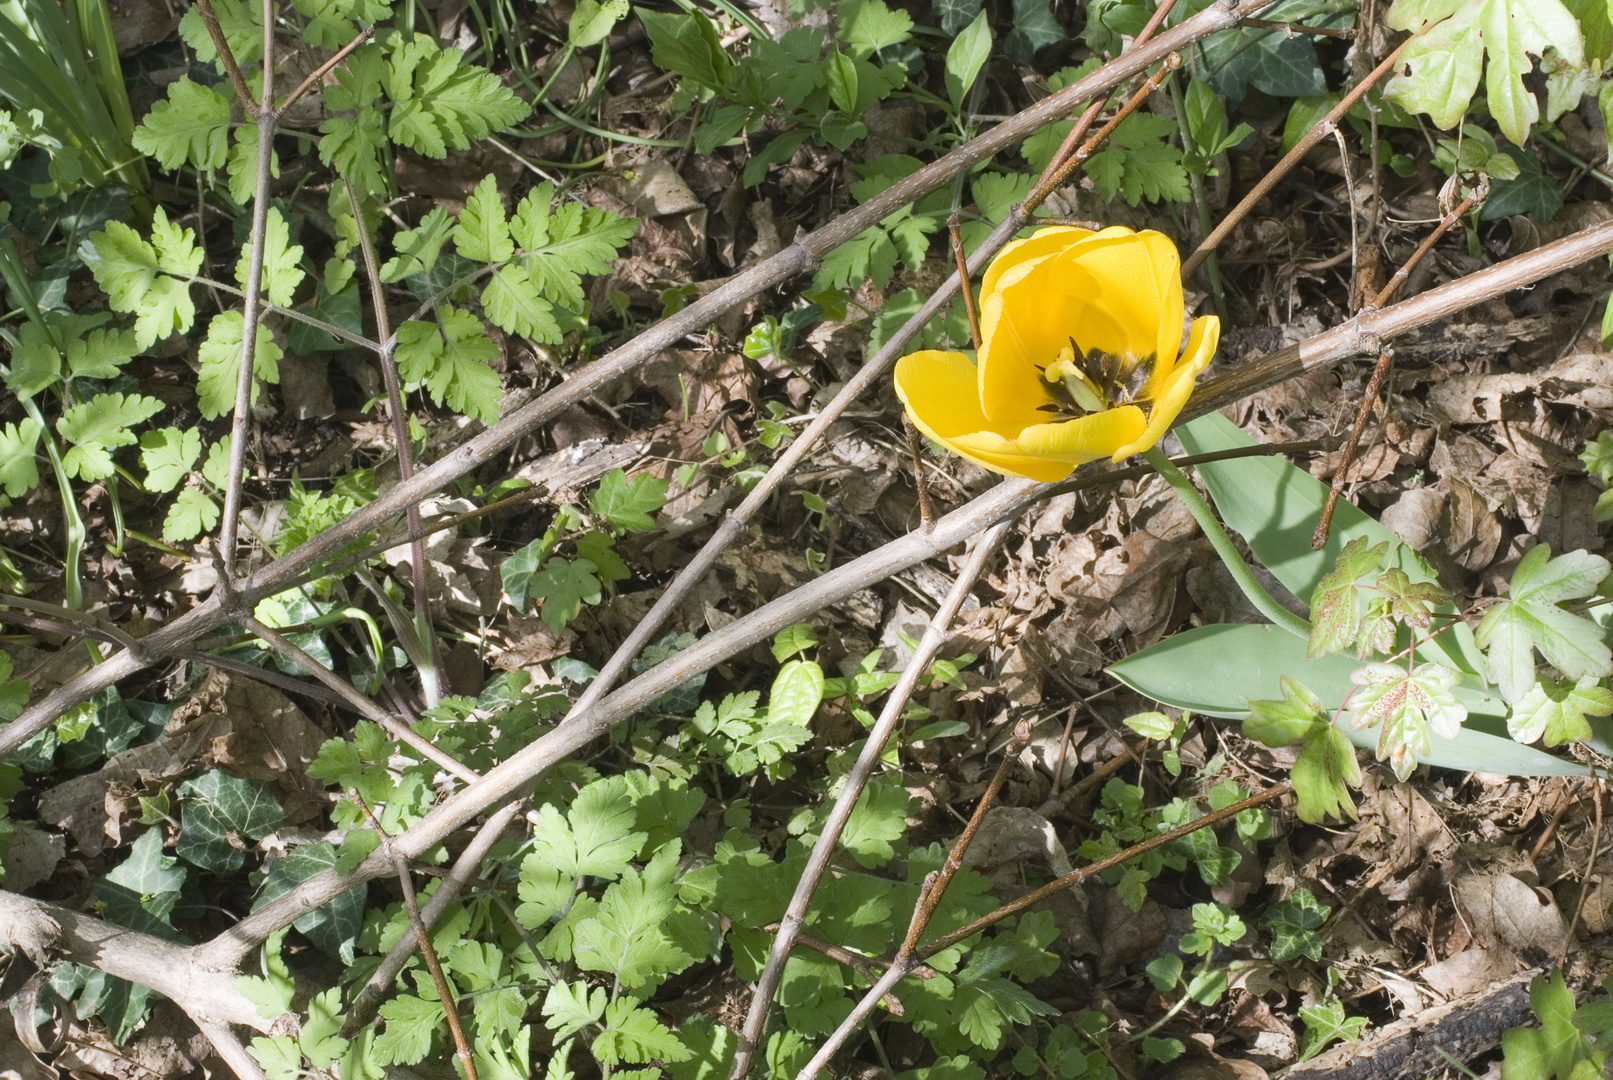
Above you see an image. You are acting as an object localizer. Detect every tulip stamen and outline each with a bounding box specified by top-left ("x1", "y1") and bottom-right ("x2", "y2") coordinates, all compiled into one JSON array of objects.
[{"x1": 1039, "y1": 338, "x2": 1157, "y2": 420}]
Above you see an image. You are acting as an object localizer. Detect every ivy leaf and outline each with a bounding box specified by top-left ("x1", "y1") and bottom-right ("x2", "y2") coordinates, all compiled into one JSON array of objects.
[
  {"x1": 140, "y1": 427, "x2": 202, "y2": 493},
  {"x1": 1260, "y1": 888, "x2": 1330, "y2": 963},
  {"x1": 131, "y1": 79, "x2": 232, "y2": 170},
  {"x1": 1308, "y1": 537, "x2": 1390, "y2": 658},
  {"x1": 1508, "y1": 675, "x2": 1613, "y2": 747},
  {"x1": 1500, "y1": 971, "x2": 1594, "y2": 1080},
  {"x1": 576, "y1": 530, "x2": 629, "y2": 588},
  {"x1": 590, "y1": 468, "x2": 668, "y2": 533},
  {"x1": 1348, "y1": 662, "x2": 1468, "y2": 781},
  {"x1": 95, "y1": 829, "x2": 187, "y2": 937},
  {"x1": 1475, "y1": 544, "x2": 1613, "y2": 704},
  {"x1": 235, "y1": 208, "x2": 306, "y2": 307},
  {"x1": 1385, "y1": 0, "x2": 1583, "y2": 145},
  {"x1": 176, "y1": 770, "x2": 287, "y2": 875},
  {"x1": 453, "y1": 174, "x2": 514, "y2": 263},
  {"x1": 393, "y1": 307, "x2": 502, "y2": 424},
  {"x1": 57, "y1": 392, "x2": 165, "y2": 481},
  {"x1": 1297, "y1": 999, "x2": 1367, "y2": 1062},
  {"x1": 0, "y1": 419, "x2": 42, "y2": 498},
  {"x1": 1003, "y1": 0, "x2": 1064, "y2": 64},
  {"x1": 931, "y1": 0, "x2": 982, "y2": 36},
  {"x1": 197, "y1": 312, "x2": 284, "y2": 420}
]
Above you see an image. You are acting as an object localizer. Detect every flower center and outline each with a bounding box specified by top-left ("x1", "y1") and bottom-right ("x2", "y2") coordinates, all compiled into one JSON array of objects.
[{"x1": 1036, "y1": 338, "x2": 1155, "y2": 419}]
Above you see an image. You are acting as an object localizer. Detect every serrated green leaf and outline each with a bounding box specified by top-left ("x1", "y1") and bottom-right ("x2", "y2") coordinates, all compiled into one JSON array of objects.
[
  {"x1": 594, "y1": 999, "x2": 691, "y2": 1066},
  {"x1": 1476, "y1": 545, "x2": 1613, "y2": 703},
  {"x1": 374, "y1": 994, "x2": 443, "y2": 1065},
  {"x1": 319, "y1": 107, "x2": 387, "y2": 195},
  {"x1": 1349, "y1": 662, "x2": 1468, "y2": 780},
  {"x1": 842, "y1": 774, "x2": 908, "y2": 868},
  {"x1": 57, "y1": 392, "x2": 164, "y2": 481},
  {"x1": 638, "y1": 9, "x2": 735, "y2": 91},
  {"x1": 544, "y1": 981, "x2": 608, "y2": 1042},
  {"x1": 839, "y1": 0, "x2": 912, "y2": 56},
  {"x1": 227, "y1": 125, "x2": 281, "y2": 206},
  {"x1": 381, "y1": 206, "x2": 454, "y2": 281},
  {"x1": 385, "y1": 35, "x2": 531, "y2": 157},
  {"x1": 1245, "y1": 675, "x2": 1326, "y2": 747},
  {"x1": 482, "y1": 264, "x2": 562, "y2": 342},
  {"x1": 511, "y1": 184, "x2": 636, "y2": 307},
  {"x1": 1292, "y1": 724, "x2": 1360, "y2": 823},
  {"x1": 393, "y1": 307, "x2": 501, "y2": 423},
  {"x1": 530, "y1": 557, "x2": 603, "y2": 632},
  {"x1": 235, "y1": 208, "x2": 306, "y2": 308},
  {"x1": 0, "y1": 419, "x2": 42, "y2": 498},
  {"x1": 197, "y1": 312, "x2": 283, "y2": 420},
  {"x1": 454, "y1": 174, "x2": 514, "y2": 262},
  {"x1": 140, "y1": 427, "x2": 202, "y2": 493},
  {"x1": 570, "y1": 0, "x2": 628, "y2": 47},
  {"x1": 132, "y1": 79, "x2": 231, "y2": 170}
]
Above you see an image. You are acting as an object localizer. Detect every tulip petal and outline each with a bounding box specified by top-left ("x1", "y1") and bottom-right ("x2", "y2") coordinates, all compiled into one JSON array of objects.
[
  {"x1": 894, "y1": 349, "x2": 992, "y2": 448},
  {"x1": 945, "y1": 406, "x2": 1147, "y2": 481},
  {"x1": 1109, "y1": 315, "x2": 1220, "y2": 461},
  {"x1": 980, "y1": 225, "x2": 1093, "y2": 299}
]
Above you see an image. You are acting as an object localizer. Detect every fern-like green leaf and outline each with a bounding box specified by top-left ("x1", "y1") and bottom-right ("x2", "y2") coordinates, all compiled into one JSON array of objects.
[
  {"x1": 511, "y1": 182, "x2": 637, "y2": 308},
  {"x1": 394, "y1": 307, "x2": 501, "y2": 423},
  {"x1": 482, "y1": 264, "x2": 561, "y2": 342},
  {"x1": 57, "y1": 393, "x2": 164, "y2": 481},
  {"x1": 235, "y1": 208, "x2": 306, "y2": 307},
  {"x1": 0, "y1": 419, "x2": 42, "y2": 498},
  {"x1": 131, "y1": 79, "x2": 232, "y2": 171},
  {"x1": 197, "y1": 312, "x2": 284, "y2": 419},
  {"x1": 453, "y1": 174, "x2": 514, "y2": 262}
]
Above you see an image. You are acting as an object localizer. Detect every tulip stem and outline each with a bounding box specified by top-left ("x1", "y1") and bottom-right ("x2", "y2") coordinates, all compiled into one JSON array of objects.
[{"x1": 1141, "y1": 446, "x2": 1312, "y2": 640}]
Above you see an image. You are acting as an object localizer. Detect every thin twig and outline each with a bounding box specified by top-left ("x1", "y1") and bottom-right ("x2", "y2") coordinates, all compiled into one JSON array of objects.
[
  {"x1": 342, "y1": 799, "x2": 524, "y2": 1036},
  {"x1": 1237, "y1": 16, "x2": 1354, "y2": 37},
  {"x1": 278, "y1": 26, "x2": 375, "y2": 116},
  {"x1": 901, "y1": 717, "x2": 1033, "y2": 956},
  {"x1": 190, "y1": 0, "x2": 254, "y2": 114},
  {"x1": 1182, "y1": 39, "x2": 1410, "y2": 279},
  {"x1": 947, "y1": 214, "x2": 981, "y2": 350},
  {"x1": 240, "y1": 615, "x2": 477, "y2": 783},
  {"x1": 346, "y1": 178, "x2": 441, "y2": 704},
  {"x1": 354, "y1": 794, "x2": 480, "y2": 1080},
  {"x1": 193, "y1": 1020, "x2": 270, "y2": 1080},
  {"x1": 1311, "y1": 186, "x2": 1481, "y2": 547},
  {"x1": 729, "y1": 521, "x2": 1011, "y2": 1078},
  {"x1": 217, "y1": 0, "x2": 278, "y2": 581},
  {"x1": 796, "y1": 783, "x2": 1292, "y2": 1080},
  {"x1": 1564, "y1": 777, "x2": 1605, "y2": 967}
]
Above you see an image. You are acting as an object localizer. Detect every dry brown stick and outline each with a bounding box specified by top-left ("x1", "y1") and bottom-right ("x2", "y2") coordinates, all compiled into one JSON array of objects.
[
  {"x1": 279, "y1": 25, "x2": 375, "y2": 114},
  {"x1": 1181, "y1": 38, "x2": 1409, "y2": 279},
  {"x1": 240, "y1": 614, "x2": 477, "y2": 783},
  {"x1": 216, "y1": 0, "x2": 278, "y2": 580},
  {"x1": 1564, "y1": 777, "x2": 1605, "y2": 966},
  {"x1": 1311, "y1": 186, "x2": 1480, "y2": 548},
  {"x1": 190, "y1": 0, "x2": 254, "y2": 114},
  {"x1": 0, "y1": 0, "x2": 1272, "y2": 762},
  {"x1": 1310, "y1": 344, "x2": 1393, "y2": 551},
  {"x1": 798, "y1": 782, "x2": 1293, "y2": 1079},
  {"x1": 342, "y1": 799, "x2": 525, "y2": 1037},
  {"x1": 901, "y1": 717, "x2": 1034, "y2": 956},
  {"x1": 0, "y1": 891, "x2": 272, "y2": 1032},
  {"x1": 1237, "y1": 15, "x2": 1354, "y2": 36},
  {"x1": 346, "y1": 178, "x2": 441, "y2": 703},
  {"x1": 947, "y1": 214, "x2": 982, "y2": 350},
  {"x1": 729, "y1": 520, "x2": 1011, "y2": 1078},
  {"x1": 354, "y1": 793, "x2": 480, "y2": 1080},
  {"x1": 902, "y1": 414, "x2": 936, "y2": 532}
]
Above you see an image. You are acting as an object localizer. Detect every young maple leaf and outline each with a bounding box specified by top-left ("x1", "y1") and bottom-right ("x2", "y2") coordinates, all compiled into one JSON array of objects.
[
  {"x1": 1508, "y1": 675, "x2": 1613, "y2": 747},
  {"x1": 1307, "y1": 537, "x2": 1389, "y2": 658},
  {"x1": 1348, "y1": 662, "x2": 1467, "y2": 781},
  {"x1": 1375, "y1": 566, "x2": 1449, "y2": 629},
  {"x1": 1474, "y1": 544, "x2": 1612, "y2": 704}
]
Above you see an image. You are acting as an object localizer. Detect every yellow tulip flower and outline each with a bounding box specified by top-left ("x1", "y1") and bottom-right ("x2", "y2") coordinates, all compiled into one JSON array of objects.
[{"x1": 894, "y1": 225, "x2": 1220, "y2": 483}]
